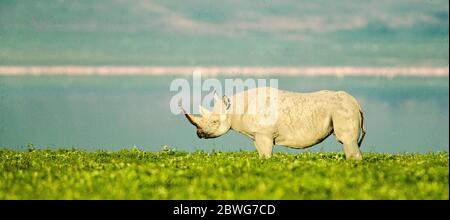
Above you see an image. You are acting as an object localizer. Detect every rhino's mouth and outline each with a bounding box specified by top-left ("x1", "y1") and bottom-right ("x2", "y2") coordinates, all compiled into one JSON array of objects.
[
  {"x1": 197, "y1": 130, "x2": 216, "y2": 139},
  {"x1": 197, "y1": 130, "x2": 208, "y2": 139}
]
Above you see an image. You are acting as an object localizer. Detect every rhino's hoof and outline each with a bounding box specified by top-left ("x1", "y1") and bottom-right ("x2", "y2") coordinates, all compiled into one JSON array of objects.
[{"x1": 347, "y1": 153, "x2": 363, "y2": 161}]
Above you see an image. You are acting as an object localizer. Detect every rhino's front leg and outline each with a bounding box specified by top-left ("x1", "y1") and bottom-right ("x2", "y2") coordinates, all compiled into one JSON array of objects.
[{"x1": 254, "y1": 134, "x2": 274, "y2": 158}]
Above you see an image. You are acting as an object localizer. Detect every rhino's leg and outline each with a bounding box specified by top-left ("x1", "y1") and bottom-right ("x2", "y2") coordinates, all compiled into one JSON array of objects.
[
  {"x1": 254, "y1": 134, "x2": 273, "y2": 158},
  {"x1": 342, "y1": 141, "x2": 362, "y2": 160},
  {"x1": 333, "y1": 112, "x2": 363, "y2": 160}
]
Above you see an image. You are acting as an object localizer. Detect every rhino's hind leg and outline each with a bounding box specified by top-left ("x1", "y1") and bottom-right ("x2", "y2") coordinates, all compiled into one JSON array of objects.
[
  {"x1": 254, "y1": 134, "x2": 274, "y2": 158},
  {"x1": 335, "y1": 130, "x2": 363, "y2": 160},
  {"x1": 342, "y1": 141, "x2": 362, "y2": 160},
  {"x1": 332, "y1": 112, "x2": 363, "y2": 160}
]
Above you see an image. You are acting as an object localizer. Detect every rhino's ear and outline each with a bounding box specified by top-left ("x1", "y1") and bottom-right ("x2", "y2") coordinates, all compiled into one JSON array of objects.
[
  {"x1": 199, "y1": 105, "x2": 211, "y2": 118},
  {"x1": 213, "y1": 91, "x2": 230, "y2": 113},
  {"x1": 222, "y1": 95, "x2": 231, "y2": 110}
]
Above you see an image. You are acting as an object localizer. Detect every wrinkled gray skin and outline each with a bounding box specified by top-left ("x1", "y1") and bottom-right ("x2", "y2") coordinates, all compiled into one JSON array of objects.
[{"x1": 182, "y1": 87, "x2": 366, "y2": 160}]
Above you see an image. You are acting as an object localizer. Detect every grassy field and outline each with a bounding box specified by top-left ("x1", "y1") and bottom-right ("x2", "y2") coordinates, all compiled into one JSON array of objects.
[{"x1": 0, "y1": 148, "x2": 448, "y2": 200}]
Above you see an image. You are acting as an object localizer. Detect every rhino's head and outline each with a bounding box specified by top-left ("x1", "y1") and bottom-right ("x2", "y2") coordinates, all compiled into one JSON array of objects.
[{"x1": 182, "y1": 93, "x2": 231, "y2": 139}]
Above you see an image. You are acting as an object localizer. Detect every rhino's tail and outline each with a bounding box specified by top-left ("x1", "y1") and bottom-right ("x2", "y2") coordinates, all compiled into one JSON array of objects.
[{"x1": 358, "y1": 109, "x2": 366, "y2": 148}]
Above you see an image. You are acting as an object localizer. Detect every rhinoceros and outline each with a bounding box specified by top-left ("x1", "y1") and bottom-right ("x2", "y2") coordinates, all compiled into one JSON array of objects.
[{"x1": 181, "y1": 87, "x2": 366, "y2": 160}]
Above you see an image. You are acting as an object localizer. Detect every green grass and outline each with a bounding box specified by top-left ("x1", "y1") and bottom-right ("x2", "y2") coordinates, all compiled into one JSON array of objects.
[{"x1": 0, "y1": 148, "x2": 448, "y2": 200}]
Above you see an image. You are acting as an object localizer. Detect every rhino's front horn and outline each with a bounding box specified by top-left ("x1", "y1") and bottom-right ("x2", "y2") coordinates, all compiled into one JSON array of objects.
[{"x1": 180, "y1": 106, "x2": 202, "y2": 128}]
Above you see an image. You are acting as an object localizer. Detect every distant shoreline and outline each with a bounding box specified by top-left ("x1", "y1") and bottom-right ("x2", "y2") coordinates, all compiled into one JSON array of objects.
[{"x1": 0, "y1": 66, "x2": 448, "y2": 77}]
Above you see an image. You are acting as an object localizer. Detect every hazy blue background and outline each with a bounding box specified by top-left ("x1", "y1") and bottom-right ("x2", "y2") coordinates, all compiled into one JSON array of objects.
[
  {"x1": 0, "y1": 0, "x2": 448, "y2": 66},
  {"x1": 0, "y1": 75, "x2": 448, "y2": 153},
  {"x1": 0, "y1": 1, "x2": 448, "y2": 153}
]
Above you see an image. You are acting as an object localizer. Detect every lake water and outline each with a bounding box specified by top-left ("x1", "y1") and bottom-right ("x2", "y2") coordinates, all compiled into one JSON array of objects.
[{"x1": 0, "y1": 75, "x2": 448, "y2": 153}]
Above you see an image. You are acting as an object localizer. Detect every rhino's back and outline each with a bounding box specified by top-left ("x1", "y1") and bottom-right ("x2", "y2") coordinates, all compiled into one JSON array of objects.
[
  {"x1": 278, "y1": 89, "x2": 360, "y2": 111},
  {"x1": 229, "y1": 87, "x2": 359, "y2": 119}
]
